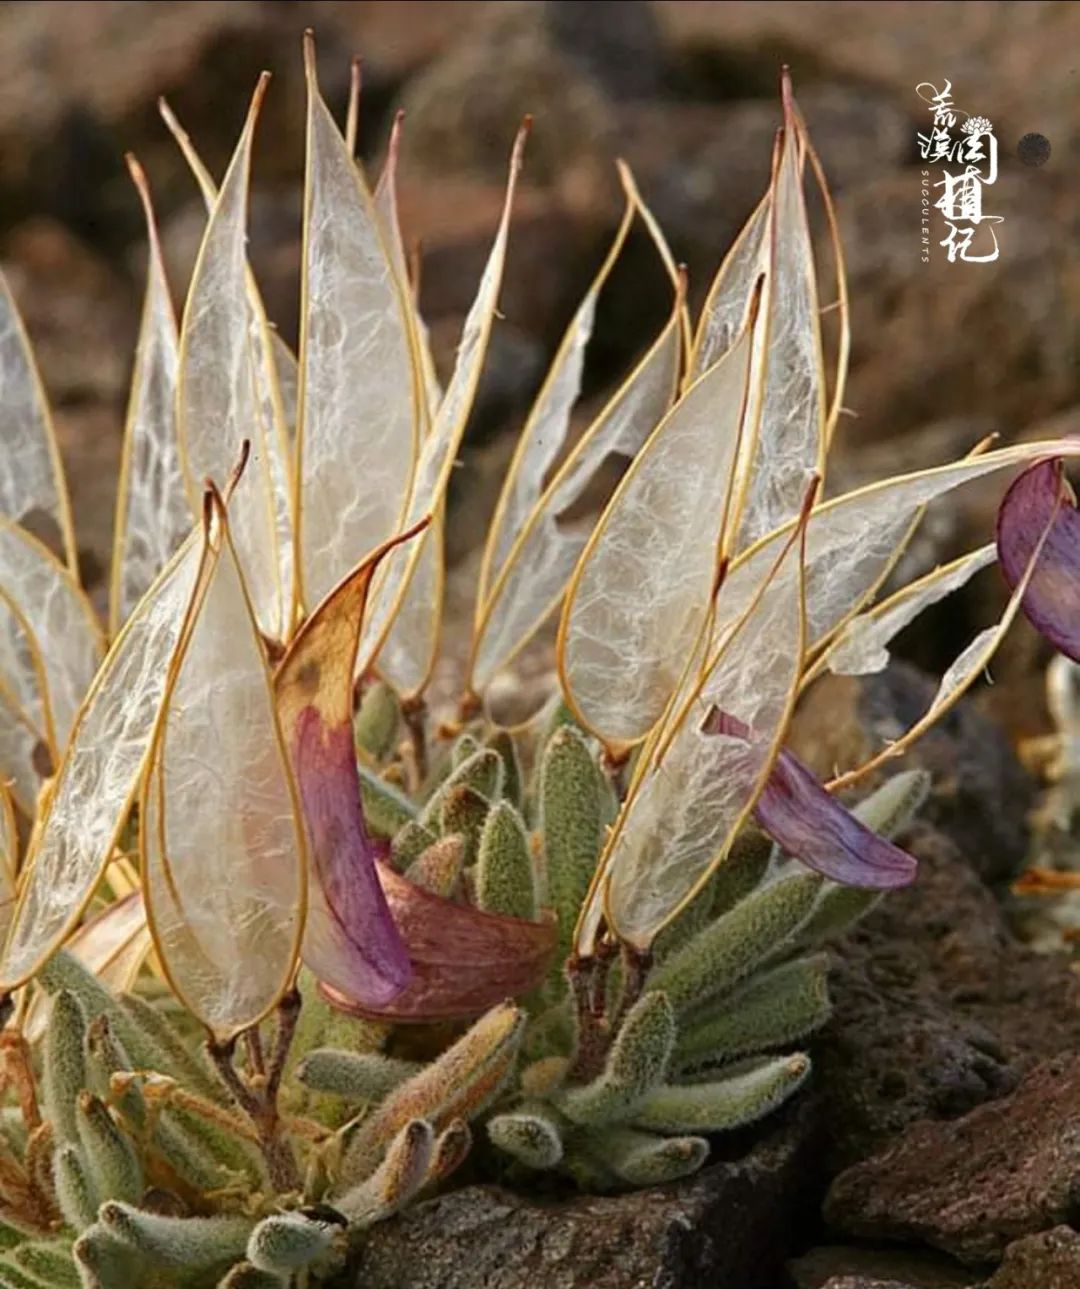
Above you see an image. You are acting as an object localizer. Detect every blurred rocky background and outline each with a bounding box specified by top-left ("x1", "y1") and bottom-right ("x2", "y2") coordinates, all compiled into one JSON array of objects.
[{"x1": 1, "y1": 0, "x2": 1077, "y2": 736}]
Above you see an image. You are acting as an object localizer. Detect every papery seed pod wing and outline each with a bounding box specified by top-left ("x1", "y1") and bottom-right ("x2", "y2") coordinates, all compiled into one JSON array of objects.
[
  {"x1": 719, "y1": 438, "x2": 1080, "y2": 673},
  {"x1": 558, "y1": 317, "x2": 756, "y2": 747},
  {"x1": 175, "y1": 75, "x2": 285, "y2": 640},
  {"x1": 357, "y1": 122, "x2": 528, "y2": 678},
  {"x1": 141, "y1": 491, "x2": 307, "y2": 1039},
  {"x1": 468, "y1": 166, "x2": 685, "y2": 700},
  {"x1": 816, "y1": 543, "x2": 997, "y2": 679},
  {"x1": 594, "y1": 494, "x2": 811, "y2": 949},
  {"x1": 727, "y1": 78, "x2": 827, "y2": 553},
  {"x1": 0, "y1": 520, "x2": 104, "y2": 756},
  {"x1": 159, "y1": 95, "x2": 296, "y2": 624},
  {"x1": 0, "y1": 532, "x2": 202, "y2": 990},
  {"x1": 0, "y1": 272, "x2": 78, "y2": 571},
  {"x1": 109, "y1": 157, "x2": 191, "y2": 637},
  {"x1": 294, "y1": 39, "x2": 419, "y2": 616}
]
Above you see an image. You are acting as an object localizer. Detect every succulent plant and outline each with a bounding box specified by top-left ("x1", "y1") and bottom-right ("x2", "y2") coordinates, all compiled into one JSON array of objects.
[{"x1": 0, "y1": 32, "x2": 1076, "y2": 1289}]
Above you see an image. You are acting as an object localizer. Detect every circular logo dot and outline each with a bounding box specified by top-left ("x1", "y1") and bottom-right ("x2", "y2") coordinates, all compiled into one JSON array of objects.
[{"x1": 1017, "y1": 133, "x2": 1051, "y2": 166}]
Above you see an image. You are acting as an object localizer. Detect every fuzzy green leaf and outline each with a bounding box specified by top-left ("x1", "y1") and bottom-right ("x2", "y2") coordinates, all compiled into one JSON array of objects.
[
  {"x1": 648, "y1": 872, "x2": 823, "y2": 1012},
  {"x1": 710, "y1": 827, "x2": 773, "y2": 919},
  {"x1": 99, "y1": 1202, "x2": 252, "y2": 1270},
  {"x1": 559, "y1": 991, "x2": 675, "y2": 1126},
  {"x1": 246, "y1": 1212, "x2": 339, "y2": 1274},
  {"x1": 117, "y1": 993, "x2": 221, "y2": 1098},
  {"x1": 853, "y1": 769, "x2": 930, "y2": 838},
  {"x1": 540, "y1": 726, "x2": 605, "y2": 965},
  {"x1": 54, "y1": 1144, "x2": 98, "y2": 1231},
  {"x1": 632, "y1": 1053, "x2": 811, "y2": 1132},
  {"x1": 42, "y1": 989, "x2": 86, "y2": 1147},
  {"x1": 675, "y1": 955, "x2": 831, "y2": 1068},
  {"x1": 485, "y1": 730, "x2": 523, "y2": 807},
  {"x1": 76, "y1": 1093, "x2": 142, "y2": 1206},
  {"x1": 390, "y1": 819, "x2": 438, "y2": 871},
  {"x1": 487, "y1": 1108, "x2": 563, "y2": 1169},
  {"x1": 9, "y1": 1243, "x2": 78, "y2": 1287},
  {"x1": 85, "y1": 1016, "x2": 145, "y2": 1132},
  {"x1": 296, "y1": 1049, "x2": 420, "y2": 1101},
  {"x1": 476, "y1": 801, "x2": 537, "y2": 920},
  {"x1": 71, "y1": 1224, "x2": 144, "y2": 1288},
  {"x1": 358, "y1": 765, "x2": 416, "y2": 840},
  {"x1": 355, "y1": 680, "x2": 400, "y2": 759},
  {"x1": 594, "y1": 1126, "x2": 708, "y2": 1187}
]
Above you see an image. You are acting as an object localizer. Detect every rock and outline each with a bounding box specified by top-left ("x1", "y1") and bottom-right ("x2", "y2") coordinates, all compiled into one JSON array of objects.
[
  {"x1": 824, "y1": 1055, "x2": 1080, "y2": 1264},
  {"x1": 986, "y1": 1227, "x2": 1080, "y2": 1289},
  {"x1": 351, "y1": 1096, "x2": 823, "y2": 1288},
  {"x1": 834, "y1": 165, "x2": 1080, "y2": 446},
  {"x1": 812, "y1": 824, "x2": 1080, "y2": 1174},
  {"x1": 399, "y1": 3, "x2": 617, "y2": 185},
  {"x1": 790, "y1": 660, "x2": 1037, "y2": 884},
  {"x1": 1, "y1": 218, "x2": 135, "y2": 407},
  {"x1": 787, "y1": 1245, "x2": 977, "y2": 1289}
]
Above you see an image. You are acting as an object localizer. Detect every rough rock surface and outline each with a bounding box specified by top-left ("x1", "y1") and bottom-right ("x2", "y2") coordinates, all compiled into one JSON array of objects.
[
  {"x1": 351, "y1": 1097, "x2": 823, "y2": 1289},
  {"x1": 786, "y1": 1245, "x2": 977, "y2": 1289},
  {"x1": 824, "y1": 1056, "x2": 1080, "y2": 1264},
  {"x1": 813, "y1": 823, "x2": 1080, "y2": 1174},
  {"x1": 985, "y1": 1227, "x2": 1080, "y2": 1289}
]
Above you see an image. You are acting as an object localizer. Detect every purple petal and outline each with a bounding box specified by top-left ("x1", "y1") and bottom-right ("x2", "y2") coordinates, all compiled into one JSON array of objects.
[
  {"x1": 274, "y1": 545, "x2": 416, "y2": 1009},
  {"x1": 996, "y1": 457, "x2": 1080, "y2": 661},
  {"x1": 289, "y1": 707, "x2": 412, "y2": 1007},
  {"x1": 704, "y1": 710, "x2": 917, "y2": 889},
  {"x1": 321, "y1": 863, "x2": 556, "y2": 1023}
]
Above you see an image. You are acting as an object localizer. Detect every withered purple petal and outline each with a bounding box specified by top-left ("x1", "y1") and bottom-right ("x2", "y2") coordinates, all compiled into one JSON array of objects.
[
  {"x1": 290, "y1": 708, "x2": 412, "y2": 1007},
  {"x1": 996, "y1": 457, "x2": 1080, "y2": 661},
  {"x1": 704, "y1": 710, "x2": 917, "y2": 889},
  {"x1": 319, "y1": 862, "x2": 557, "y2": 1023},
  {"x1": 274, "y1": 529, "x2": 428, "y2": 1010}
]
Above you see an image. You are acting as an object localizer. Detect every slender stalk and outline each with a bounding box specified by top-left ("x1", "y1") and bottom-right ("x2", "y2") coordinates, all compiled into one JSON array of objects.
[
  {"x1": 401, "y1": 696, "x2": 429, "y2": 790},
  {"x1": 206, "y1": 990, "x2": 304, "y2": 1196}
]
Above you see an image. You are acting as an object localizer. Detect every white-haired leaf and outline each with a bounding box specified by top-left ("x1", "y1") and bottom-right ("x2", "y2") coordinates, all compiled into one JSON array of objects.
[
  {"x1": 0, "y1": 273, "x2": 78, "y2": 570},
  {"x1": 600, "y1": 505, "x2": 809, "y2": 948},
  {"x1": 819, "y1": 543, "x2": 996, "y2": 679},
  {"x1": 175, "y1": 75, "x2": 285, "y2": 640},
  {"x1": 358, "y1": 123, "x2": 528, "y2": 676},
  {"x1": 108, "y1": 158, "x2": 191, "y2": 638},
  {"x1": 295, "y1": 42, "x2": 419, "y2": 615},
  {"x1": 0, "y1": 533, "x2": 201, "y2": 990},
  {"x1": 731, "y1": 83, "x2": 826, "y2": 550},
  {"x1": 0, "y1": 520, "x2": 103, "y2": 755},
  {"x1": 468, "y1": 171, "x2": 685, "y2": 697},
  {"x1": 558, "y1": 321, "x2": 755, "y2": 747},
  {"x1": 142, "y1": 496, "x2": 306, "y2": 1039}
]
